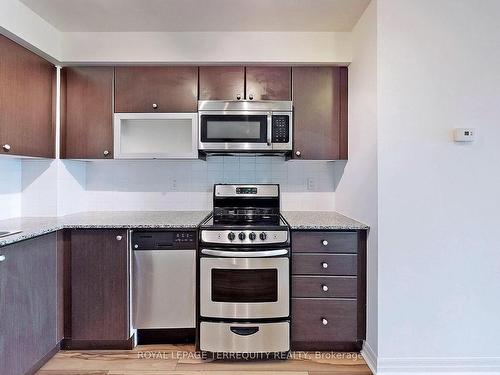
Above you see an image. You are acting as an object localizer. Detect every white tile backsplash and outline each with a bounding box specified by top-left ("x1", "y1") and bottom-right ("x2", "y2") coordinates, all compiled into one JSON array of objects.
[
  {"x1": 0, "y1": 158, "x2": 22, "y2": 219},
  {"x1": 83, "y1": 156, "x2": 337, "y2": 211},
  {"x1": 2, "y1": 156, "x2": 337, "y2": 217}
]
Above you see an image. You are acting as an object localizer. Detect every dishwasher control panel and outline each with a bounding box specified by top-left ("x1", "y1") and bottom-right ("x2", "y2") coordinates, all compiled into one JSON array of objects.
[{"x1": 132, "y1": 230, "x2": 196, "y2": 250}]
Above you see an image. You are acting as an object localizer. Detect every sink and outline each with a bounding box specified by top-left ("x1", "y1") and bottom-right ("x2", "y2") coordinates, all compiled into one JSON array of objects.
[{"x1": 0, "y1": 230, "x2": 22, "y2": 238}]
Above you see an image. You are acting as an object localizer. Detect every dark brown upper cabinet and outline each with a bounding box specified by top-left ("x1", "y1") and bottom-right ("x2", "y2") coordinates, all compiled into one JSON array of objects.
[
  {"x1": 0, "y1": 35, "x2": 55, "y2": 158},
  {"x1": 199, "y1": 66, "x2": 245, "y2": 100},
  {"x1": 115, "y1": 66, "x2": 198, "y2": 113},
  {"x1": 61, "y1": 67, "x2": 114, "y2": 159},
  {"x1": 292, "y1": 66, "x2": 348, "y2": 160},
  {"x1": 66, "y1": 230, "x2": 131, "y2": 348},
  {"x1": 246, "y1": 66, "x2": 291, "y2": 101}
]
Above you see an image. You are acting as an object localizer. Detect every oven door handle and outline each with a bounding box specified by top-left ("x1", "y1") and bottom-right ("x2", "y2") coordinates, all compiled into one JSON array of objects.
[{"x1": 201, "y1": 249, "x2": 288, "y2": 257}]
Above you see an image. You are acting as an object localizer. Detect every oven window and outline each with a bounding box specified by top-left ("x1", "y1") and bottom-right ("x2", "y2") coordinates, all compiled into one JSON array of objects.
[
  {"x1": 211, "y1": 269, "x2": 278, "y2": 303},
  {"x1": 201, "y1": 115, "x2": 267, "y2": 142}
]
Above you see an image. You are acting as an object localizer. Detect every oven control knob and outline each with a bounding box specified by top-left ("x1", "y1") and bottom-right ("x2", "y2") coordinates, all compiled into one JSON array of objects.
[
  {"x1": 238, "y1": 232, "x2": 246, "y2": 240},
  {"x1": 259, "y1": 232, "x2": 267, "y2": 241},
  {"x1": 249, "y1": 232, "x2": 256, "y2": 241},
  {"x1": 227, "y1": 232, "x2": 236, "y2": 241}
]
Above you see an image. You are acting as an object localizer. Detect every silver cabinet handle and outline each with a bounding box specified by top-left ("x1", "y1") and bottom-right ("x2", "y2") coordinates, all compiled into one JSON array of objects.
[
  {"x1": 3, "y1": 144, "x2": 11, "y2": 152},
  {"x1": 116, "y1": 235, "x2": 123, "y2": 241},
  {"x1": 134, "y1": 244, "x2": 139, "y2": 249},
  {"x1": 236, "y1": 94, "x2": 242, "y2": 100},
  {"x1": 322, "y1": 318, "x2": 328, "y2": 325},
  {"x1": 295, "y1": 150, "x2": 301, "y2": 157},
  {"x1": 322, "y1": 240, "x2": 329, "y2": 246},
  {"x1": 0, "y1": 255, "x2": 5, "y2": 262},
  {"x1": 103, "y1": 150, "x2": 110, "y2": 157},
  {"x1": 248, "y1": 93, "x2": 254, "y2": 100},
  {"x1": 152, "y1": 103, "x2": 158, "y2": 109},
  {"x1": 321, "y1": 262, "x2": 328, "y2": 269},
  {"x1": 322, "y1": 284, "x2": 329, "y2": 292}
]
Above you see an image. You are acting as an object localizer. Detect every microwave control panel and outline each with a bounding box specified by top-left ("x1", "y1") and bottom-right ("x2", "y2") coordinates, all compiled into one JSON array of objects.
[{"x1": 272, "y1": 115, "x2": 290, "y2": 143}]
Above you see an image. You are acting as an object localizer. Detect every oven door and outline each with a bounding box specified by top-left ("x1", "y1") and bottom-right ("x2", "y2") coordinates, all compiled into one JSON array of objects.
[
  {"x1": 200, "y1": 252, "x2": 289, "y2": 319},
  {"x1": 199, "y1": 111, "x2": 272, "y2": 151}
]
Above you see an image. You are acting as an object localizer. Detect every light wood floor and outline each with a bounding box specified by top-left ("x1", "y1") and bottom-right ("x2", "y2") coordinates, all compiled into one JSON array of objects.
[{"x1": 36, "y1": 344, "x2": 372, "y2": 375}]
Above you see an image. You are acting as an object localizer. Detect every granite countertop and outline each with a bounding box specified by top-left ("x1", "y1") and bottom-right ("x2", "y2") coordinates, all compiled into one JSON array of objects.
[
  {"x1": 0, "y1": 211, "x2": 210, "y2": 247},
  {"x1": 282, "y1": 211, "x2": 369, "y2": 230},
  {"x1": 0, "y1": 210, "x2": 367, "y2": 247}
]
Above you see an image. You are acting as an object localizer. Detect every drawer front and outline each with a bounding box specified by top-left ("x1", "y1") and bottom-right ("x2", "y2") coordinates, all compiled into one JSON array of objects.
[
  {"x1": 200, "y1": 321, "x2": 290, "y2": 353},
  {"x1": 292, "y1": 231, "x2": 357, "y2": 253},
  {"x1": 292, "y1": 254, "x2": 357, "y2": 276},
  {"x1": 291, "y1": 298, "x2": 357, "y2": 343},
  {"x1": 292, "y1": 276, "x2": 357, "y2": 298}
]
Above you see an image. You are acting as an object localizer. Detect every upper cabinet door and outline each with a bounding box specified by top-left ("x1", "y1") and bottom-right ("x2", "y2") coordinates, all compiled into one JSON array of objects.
[
  {"x1": 292, "y1": 67, "x2": 348, "y2": 160},
  {"x1": 115, "y1": 66, "x2": 198, "y2": 113},
  {"x1": 0, "y1": 35, "x2": 55, "y2": 158},
  {"x1": 199, "y1": 66, "x2": 245, "y2": 101},
  {"x1": 61, "y1": 67, "x2": 114, "y2": 159},
  {"x1": 246, "y1": 66, "x2": 291, "y2": 101}
]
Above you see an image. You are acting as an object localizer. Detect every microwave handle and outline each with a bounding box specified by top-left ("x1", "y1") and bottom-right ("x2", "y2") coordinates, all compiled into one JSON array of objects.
[{"x1": 267, "y1": 114, "x2": 272, "y2": 146}]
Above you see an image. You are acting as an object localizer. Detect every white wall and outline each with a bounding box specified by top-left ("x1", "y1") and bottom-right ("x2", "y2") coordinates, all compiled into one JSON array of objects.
[
  {"x1": 376, "y1": 0, "x2": 500, "y2": 372},
  {"x1": 60, "y1": 31, "x2": 351, "y2": 64},
  {"x1": 334, "y1": 0, "x2": 379, "y2": 363},
  {"x1": 0, "y1": 159, "x2": 22, "y2": 220}
]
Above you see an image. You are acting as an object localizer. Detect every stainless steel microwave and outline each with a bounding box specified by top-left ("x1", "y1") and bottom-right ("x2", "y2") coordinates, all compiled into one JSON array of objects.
[{"x1": 198, "y1": 100, "x2": 292, "y2": 153}]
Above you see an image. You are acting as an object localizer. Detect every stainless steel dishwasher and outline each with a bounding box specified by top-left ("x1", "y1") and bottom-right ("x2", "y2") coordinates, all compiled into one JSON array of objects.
[{"x1": 132, "y1": 230, "x2": 196, "y2": 336}]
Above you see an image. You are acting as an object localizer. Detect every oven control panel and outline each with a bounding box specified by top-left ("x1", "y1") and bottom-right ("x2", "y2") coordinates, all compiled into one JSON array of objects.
[{"x1": 201, "y1": 229, "x2": 288, "y2": 245}]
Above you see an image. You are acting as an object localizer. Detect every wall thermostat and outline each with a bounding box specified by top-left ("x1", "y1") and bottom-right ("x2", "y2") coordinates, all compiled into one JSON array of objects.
[{"x1": 453, "y1": 128, "x2": 476, "y2": 142}]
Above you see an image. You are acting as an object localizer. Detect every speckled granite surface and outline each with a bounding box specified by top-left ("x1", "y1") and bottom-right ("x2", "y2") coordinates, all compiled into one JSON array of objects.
[
  {"x1": 283, "y1": 211, "x2": 369, "y2": 230},
  {"x1": 0, "y1": 211, "x2": 210, "y2": 247}
]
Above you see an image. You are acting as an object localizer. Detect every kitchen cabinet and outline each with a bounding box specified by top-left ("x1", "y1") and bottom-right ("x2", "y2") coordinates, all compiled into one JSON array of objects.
[
  {"x1": 290, "y1": 230, "x2": 366, "y2": 351},
  {"x1": 292, "y1": 66, "x2": 348, "y2": 160},
  {"x1": 115, "y1": 66, "x2": 198, "y2": 113},
  {"x1": 199, "y1": 66, "x2": 291, "y2": 101},
  {"x1": 61, "y1": 67, "x2": 114, "y2": 159},
  {"x1": 199, "y1": 66, "x2": 245, "y2": 101},
  {"x1": 245, "y1": 66, "x2": 291, "y2": 100},
  {"x1": 64, "y1": 229, "x2": 132, "y2": 349},
  {"x1": 0, "y1": 35, "x2": 55, "y2": 158},
  {"x1": 0, "y1": 233, "x2": 58, "y2": 375}
]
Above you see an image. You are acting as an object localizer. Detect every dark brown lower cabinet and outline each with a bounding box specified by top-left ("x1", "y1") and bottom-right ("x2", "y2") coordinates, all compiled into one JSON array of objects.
[
  {"x1": 0, "y1": 233, "x2": 58, "y2": 375},
  {"x1": 63, "y1": 229, "x2": 132, "y2": 349},
  {"x1": 291, "y1": 230, "x2": 366, "y2": 351}
]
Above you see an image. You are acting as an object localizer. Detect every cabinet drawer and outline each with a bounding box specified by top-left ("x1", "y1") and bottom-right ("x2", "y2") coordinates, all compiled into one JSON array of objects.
[
  {"x1": 292, "y1": 231, "x2": 357, "y2": 253},
  {"x1": 292, "y1": 276, "x2": 357, "y2": 298},
  {"x1": 291, "y1": 298, "x2": 357, "y2": 343},
  {"x1": 292, "y1": 254, "x2": 357, "y2": 276}
]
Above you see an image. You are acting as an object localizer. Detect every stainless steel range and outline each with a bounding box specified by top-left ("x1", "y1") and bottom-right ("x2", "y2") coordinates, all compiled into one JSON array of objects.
[{"x1": 198, "y1": 184, "x2": 290, "y2": 357}]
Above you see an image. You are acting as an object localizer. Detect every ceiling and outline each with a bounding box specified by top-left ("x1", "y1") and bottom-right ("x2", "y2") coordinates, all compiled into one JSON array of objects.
[{"x1": 19, "y1": 0, "x2": 370, "y2": 32}]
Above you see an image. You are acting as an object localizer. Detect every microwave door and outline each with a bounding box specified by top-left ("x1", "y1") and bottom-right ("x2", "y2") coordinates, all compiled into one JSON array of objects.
[{"x1": 199, "y1": 113, "x2": 272, "y2": 151}]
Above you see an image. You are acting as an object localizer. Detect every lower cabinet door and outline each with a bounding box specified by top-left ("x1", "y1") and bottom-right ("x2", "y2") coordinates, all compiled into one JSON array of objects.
[
  {"x1": 70, "y1": 230, "x2": 130, "y2": 342},
  {"x1": 291, "y1": 298, "x2": 357, "y2": 349},
  {"x1": 0, "y1": 233, "x2": 58, "y2": 375}
]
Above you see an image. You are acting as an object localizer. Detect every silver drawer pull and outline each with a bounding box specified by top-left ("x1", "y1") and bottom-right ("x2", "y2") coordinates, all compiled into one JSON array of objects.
[
  {"x1": 322, "y1": 240, "x2": 329, "y2": 246},
  {"x1": 321, "y1": 284, "x2": 329, "y2": 292},
  {"x1": 321, "y1": 262, "x2": 328, "y2": 269},
  {"x1": 116, "y1": 235, "x2": 123, "y2": 241},
  {"x1": 152, "y1": 103, "x2": 158, "y2": 109},
  {"x1": 0, "y1": 255, "x2": 5, "y2": 262},
  {"x1": 322, "y1": 318, "x2": 328, "y2": 325},
  {"x1": 3, "y1": 144, "x2": 11, "y2": 152}
]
